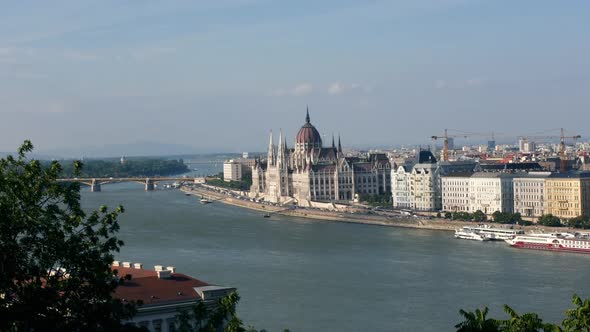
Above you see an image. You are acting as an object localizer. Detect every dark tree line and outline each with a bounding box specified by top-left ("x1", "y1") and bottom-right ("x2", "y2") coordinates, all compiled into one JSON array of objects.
[
  {"x1": 48, "y1": 158, "x2": 189, "y2": 178},
  {"x1": 456, "y1": 294, "x2": 590, "y2": 331}
]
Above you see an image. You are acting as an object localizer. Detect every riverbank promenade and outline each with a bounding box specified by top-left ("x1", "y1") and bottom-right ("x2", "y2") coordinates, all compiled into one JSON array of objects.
[{"x1": 182, "y1": 185, "x2": 569, "y2": 234}]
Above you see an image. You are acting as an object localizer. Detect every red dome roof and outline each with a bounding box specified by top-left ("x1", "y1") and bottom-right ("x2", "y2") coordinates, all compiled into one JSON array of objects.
[{"x1": 296, "y1": 110, "x2": 322, "y2": 145}]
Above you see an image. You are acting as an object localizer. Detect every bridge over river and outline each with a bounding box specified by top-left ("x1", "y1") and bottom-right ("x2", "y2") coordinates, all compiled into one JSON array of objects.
[{"x1": 57, "y1": 177, "x2": 205, "y2": 192}]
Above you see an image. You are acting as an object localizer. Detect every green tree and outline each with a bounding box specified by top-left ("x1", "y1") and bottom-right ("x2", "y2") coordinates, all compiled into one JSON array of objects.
[
  {"x1": 473, "y1": 210, "x2": 487, "y2": 222},
  {"x1": 498, "y1": 305, "x2": 556, "y2": 332},
  {"x1": 0, "y1": 141, "x2": 137, "y2": 331},
  {"x1": 538, "y1": 214, "x2": 563, "y2": 227},
  {"x1": 455, "y1": 307, "x2": 499, "y2": 332},
  {"x1": 566, "y1": 216, "x2": 590, "y2": 229},
  {"x1": 561, "y1": 294, "x2": 590, "y2": 332},
  {"x1": 445, "y1": 212, "x2": 453, "y2": 219},
  {"x1": 176, "y1": 291, "x2": 266, "y2": 332}
]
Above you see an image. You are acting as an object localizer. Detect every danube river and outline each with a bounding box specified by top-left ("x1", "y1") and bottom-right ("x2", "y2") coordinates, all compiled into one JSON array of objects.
[{"x1": 81, "y1": 183, "x2": 590, "y2": 331}]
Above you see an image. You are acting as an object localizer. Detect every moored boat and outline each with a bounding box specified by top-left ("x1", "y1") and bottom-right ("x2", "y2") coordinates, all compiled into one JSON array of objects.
[
  {"x1": 200, "y1": 196, "x2": 212, "y2": 204},
  {"x1": 505, "y1": 233, "x2": 590, "y2": 254},
  {"x1": 462, "y1": 225, "x2": 524, "y2": 241},
  {"x1": 454, "y1": 229, "x2": 490, "y2": 241}
]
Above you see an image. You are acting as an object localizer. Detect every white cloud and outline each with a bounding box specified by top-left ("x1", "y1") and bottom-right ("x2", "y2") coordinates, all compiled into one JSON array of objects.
[
  {"x1": 435, "y1": 80, "x2": 447, "y2": 89},
  {"x1": 328, "y1": 81, "x2": 370, "y2": 95},
  {"x1": 466, "y1": 78, "x2": 484, "y2": 87},
  {"x1": 269, "y1": 83, "x2": 313, "y2": 97},
  {"x1": 328, "y1": 82, "x2": 345, "y2": 95},
  {"x1": 131, "y1": 47, "x2": 177, "y2": 60},
  {"x1": 435, "y1": 78, "x2": 485, "y2": 89}
]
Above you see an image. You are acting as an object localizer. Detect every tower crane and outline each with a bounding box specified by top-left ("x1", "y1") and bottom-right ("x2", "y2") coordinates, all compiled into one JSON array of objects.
[
  {"x1": 518, "y1": 128, "x2": 580, "y2": 173},
  {"x1": 431, "y1": 129, "x2": 492, "y2": 162}
]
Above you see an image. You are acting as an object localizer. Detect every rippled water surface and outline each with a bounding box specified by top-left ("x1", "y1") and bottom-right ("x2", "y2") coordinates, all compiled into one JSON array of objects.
[{"x1": 81, "y1": 183, "x2": 590, "y2": 331}]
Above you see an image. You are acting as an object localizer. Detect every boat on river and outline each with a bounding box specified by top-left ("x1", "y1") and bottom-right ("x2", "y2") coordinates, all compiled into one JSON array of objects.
[
  {"x1": 461, "y1": 225, "x2": 524, "y2": 241},
  {"x1": 505, "y1": 233, "x2": 590, "y2": 254},
  {"x1": 200, "y1": 196, "x2": 212, "y2": 204},
  {"x1": 454, "y1": 229, "x2": 489, "y2": 241}
]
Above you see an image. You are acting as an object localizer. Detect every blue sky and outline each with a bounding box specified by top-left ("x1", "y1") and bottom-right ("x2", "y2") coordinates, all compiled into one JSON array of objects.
[{"x1": 1, "y1": 0, "x2": 589, "y2": 155}]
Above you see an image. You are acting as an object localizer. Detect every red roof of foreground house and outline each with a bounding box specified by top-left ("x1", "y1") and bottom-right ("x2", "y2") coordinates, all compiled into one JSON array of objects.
[{"x1": 112, "y1": 265, "x2": 209, "y2": 306}]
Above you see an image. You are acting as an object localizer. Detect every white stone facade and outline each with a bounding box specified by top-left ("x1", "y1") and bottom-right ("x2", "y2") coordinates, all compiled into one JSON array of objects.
[
  {"x1": 442, "y1": 175, "x2": 471, "y2": 212},
  {"x1": 468, "y1": 173, "x2": 515, "y2": 214},
  {"x1": 223, "y1": 160, "x2": 242, "y2": 182},
  {"x1": 391, "y1": 165, "x2": 411, "y2": 209},
  {"x1": 513, "y1": 173, "x2": 550, "y2": 218}
]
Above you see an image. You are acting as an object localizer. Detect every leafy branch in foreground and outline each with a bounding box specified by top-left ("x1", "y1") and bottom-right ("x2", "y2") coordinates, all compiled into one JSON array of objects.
[
  {"x1": 176, "y1": 291, "x2": 290, "y2": 332},
  {"x1": 0, "y1": 141, "x2": 137, "y2": 331},
  {"x1": 456, "y1": 294, "x2": 590, "y2": 332}
]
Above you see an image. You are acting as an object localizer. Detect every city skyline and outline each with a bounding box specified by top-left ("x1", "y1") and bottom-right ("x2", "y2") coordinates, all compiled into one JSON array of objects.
[{"x1": 1, "y1": 0, "x2": 589, "y2": 154}]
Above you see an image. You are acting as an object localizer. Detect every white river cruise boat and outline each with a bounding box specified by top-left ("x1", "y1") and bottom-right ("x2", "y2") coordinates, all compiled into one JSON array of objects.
[
  {"x1": 454, "y1": 229, "x2": 490, "y2": 241},
  {"x1": 461, "y1": 225, "x2": 524, "y2": 241},
  {"x1": 505, "y1": 233, "x2": 590, "y2": 254}
]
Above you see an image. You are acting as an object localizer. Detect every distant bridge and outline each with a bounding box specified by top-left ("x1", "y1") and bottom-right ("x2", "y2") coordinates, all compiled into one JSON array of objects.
[{"x1": 57, "y1": 177, "x2": 205, "y2": 192}]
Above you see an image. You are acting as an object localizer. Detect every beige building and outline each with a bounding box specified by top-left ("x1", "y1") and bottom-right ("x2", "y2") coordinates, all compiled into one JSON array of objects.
[
  {"x1": 513, "y1": 172, "x2": 551, "y2": 218},
  {"x1": 442, "y1": 173, "x2": 472, "y2": 212},
  {"x1": 545, "y1": 173, "x2": 590, "y2": 219},
  {"x1": 223, "y1": 160, "x2": 243, "y2": 182}
]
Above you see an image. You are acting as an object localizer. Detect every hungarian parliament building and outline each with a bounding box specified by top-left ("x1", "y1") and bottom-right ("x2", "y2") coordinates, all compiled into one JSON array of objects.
[{"x1": 250, "y1": 110, "x2": 392, "y2": 206}]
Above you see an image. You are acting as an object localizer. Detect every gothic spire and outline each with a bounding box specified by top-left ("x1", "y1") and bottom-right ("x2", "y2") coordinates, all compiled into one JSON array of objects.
[
  {"x1": 267, "y1": 130, "x2": 275, "y2": 166},
  {"x1": 305, "y1": 106, "x2": 310, "y2": 124},
  {"x1": 338, "y1": 134, "x2": 342, "y2": 153},
  {"x1": 332, "y1": 133, "x2": 335, "y2": 149},
  {"x1": 277, "y1": 129, "x2": 284, "y2": 167}
]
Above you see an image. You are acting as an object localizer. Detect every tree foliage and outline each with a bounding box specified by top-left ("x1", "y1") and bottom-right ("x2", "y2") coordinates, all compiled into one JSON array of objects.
[
  {"x1": 538, "y1": 214, "x2": 563, "y2": 227},
  {"x1": 0, "y1": 141, "x2": 137, "y2": 331},
  {"x1": 492, "y1": 212, "x2": 523, "y2": 225},
  {"x1": 176, "y1": 292, "x2": 281, "y2": 332},
  {"x1": 565, "y1": 216, "x2": 590, "y2": 229},
  {"x1": 54, "y1": 158, "x2": 188, "y2": 178},
  {"x1": 456, "y1": 294, "x2": 590, "y2": 331}
]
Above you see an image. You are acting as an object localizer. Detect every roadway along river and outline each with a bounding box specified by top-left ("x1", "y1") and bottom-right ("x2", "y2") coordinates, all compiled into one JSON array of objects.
[{"x1": 81, "y1": 183, "x2": 590, "y2": 332}]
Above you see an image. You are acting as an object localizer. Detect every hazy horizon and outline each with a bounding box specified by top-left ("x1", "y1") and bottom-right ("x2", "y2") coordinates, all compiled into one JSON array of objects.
[{"x1": 2, "y1": 0, "x2": 589, "y2": 155}]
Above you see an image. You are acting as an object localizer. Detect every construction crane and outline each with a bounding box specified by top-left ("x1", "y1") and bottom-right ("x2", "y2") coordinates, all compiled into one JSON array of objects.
[
  {"x1": 559, "y1": 128, "x2": 581, "y2": 173},
  {"x1": 518, "y1": 128, "x2": 580, "y2": 173},
  {"x1": 431, "y1": 129, "x2": 494, "y2": 161},
  {"x1": 431, "y1": 129, "x2": 467, "y2": 162}
]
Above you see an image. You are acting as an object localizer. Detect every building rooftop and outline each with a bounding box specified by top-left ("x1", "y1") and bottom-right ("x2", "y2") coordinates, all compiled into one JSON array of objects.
[
  {"x1": 112, "y1": 263, "x2": 212, "y2": 307},
  {"x1": 441, "y1": 172, "x2": 474, "y2": 178},
  {"x1": 548, "y1": 171, "x2": 590, "y2": 179}
]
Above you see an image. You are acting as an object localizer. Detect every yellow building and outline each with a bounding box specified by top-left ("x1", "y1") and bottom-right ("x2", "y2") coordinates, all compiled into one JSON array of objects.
[{"x1": 545, "y1": 173, "x2": 590, "y2": 219}]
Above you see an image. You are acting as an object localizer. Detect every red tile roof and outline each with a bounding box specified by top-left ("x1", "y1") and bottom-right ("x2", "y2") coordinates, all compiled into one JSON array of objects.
[{"x1": 112, "y1": 266, "x2": 209, "y2": 307}]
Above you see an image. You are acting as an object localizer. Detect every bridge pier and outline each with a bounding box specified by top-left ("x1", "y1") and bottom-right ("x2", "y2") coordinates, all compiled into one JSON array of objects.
[
  {"x1": 145, "y1": 178, "x2": 155, "y2": 191},
  {"x1": 90, "y1": 179, "x2": 101, "y2": 192}
]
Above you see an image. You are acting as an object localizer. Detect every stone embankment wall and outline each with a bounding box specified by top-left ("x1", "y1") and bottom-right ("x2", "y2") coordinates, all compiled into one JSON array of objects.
[{"x1": 183, "y1": 185, "x2": 572, "y2": 234}]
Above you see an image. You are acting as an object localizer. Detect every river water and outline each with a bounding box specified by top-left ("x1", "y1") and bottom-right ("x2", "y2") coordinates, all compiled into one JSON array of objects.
[{"x1": 81, "y1": 183, "x2": 590, "y2": 331}]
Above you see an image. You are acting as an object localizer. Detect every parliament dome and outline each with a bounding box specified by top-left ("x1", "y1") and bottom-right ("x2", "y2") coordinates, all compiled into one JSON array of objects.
[{"x1": 296, "y1": 109, "x2": 322, "y2": 146}]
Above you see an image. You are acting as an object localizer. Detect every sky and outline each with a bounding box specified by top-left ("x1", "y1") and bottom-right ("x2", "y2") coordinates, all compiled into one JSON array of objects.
[{"x1": 1, "y1": 0, "x2": 589, "y2": 156}]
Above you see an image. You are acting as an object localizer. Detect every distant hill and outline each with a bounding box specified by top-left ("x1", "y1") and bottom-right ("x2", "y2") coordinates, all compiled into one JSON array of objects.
[{"x1": 37, "y1": 141, "x2": 200, "y2": 159}]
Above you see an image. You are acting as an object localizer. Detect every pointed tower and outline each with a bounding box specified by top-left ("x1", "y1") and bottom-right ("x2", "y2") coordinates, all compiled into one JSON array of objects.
[
  {"x1": 338, "y1": 134, "x2": 343, "y2": 154},
  {"x1": 332, "y1": 134, "x2": 336, "y2": 149},
  {"x1": 305, "y1": 105, "x2": 310, "y2": 124},
  {"x1": 277, "y1": 129, "x2": 285, "y2": 169},
  {"x1": 267, "y1": 130, "x2": 275, "y2": 166}
]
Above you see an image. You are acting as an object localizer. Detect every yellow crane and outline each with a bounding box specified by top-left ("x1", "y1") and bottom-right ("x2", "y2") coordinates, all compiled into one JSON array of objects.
[{"x1": 517, "y1": 128, "x2": 580, "y2": 172}]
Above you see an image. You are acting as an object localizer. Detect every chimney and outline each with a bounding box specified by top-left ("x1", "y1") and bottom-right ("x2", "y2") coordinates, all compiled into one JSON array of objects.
[
  {"x1": 112, "y1": 261, "x2": 120, "y2": 267},
  {"x1": 133, "y1": 263, "x2": 143, "y2": 269},
  {"x1": 122, "y1": 261, "x2": 131, "y2": 268},
  {"x1": 157, "y1": 270, "x2": 171, "y2": 279},
  {"x1": 166, "y1": 266, "x2": 176, "y2": 273},
  {"x1": 154, "y1": 265, "x2": 164, "y2": 271}
]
